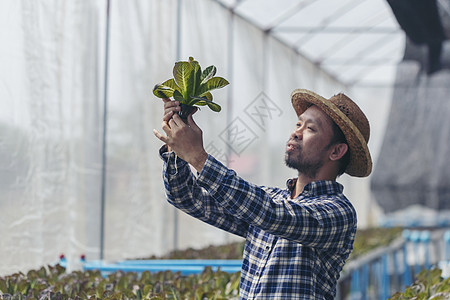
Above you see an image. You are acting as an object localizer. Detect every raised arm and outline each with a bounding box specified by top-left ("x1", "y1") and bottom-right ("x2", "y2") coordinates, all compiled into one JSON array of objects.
[{"x1": 155, "y1": 99, "x2": 249, "y2": 237}]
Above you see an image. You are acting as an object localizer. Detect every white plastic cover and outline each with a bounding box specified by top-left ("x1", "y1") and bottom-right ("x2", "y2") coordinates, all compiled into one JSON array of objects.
[{"x1": 0, "y1": 0, "x2": 390, "y2": 275}]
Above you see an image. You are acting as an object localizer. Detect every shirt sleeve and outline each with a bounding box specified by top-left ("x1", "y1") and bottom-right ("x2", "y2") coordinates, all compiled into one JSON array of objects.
[
  {"x1": 160, "y1": 146, "x2": 249, "y2": 238},
  {"x1": 196, "y1": 155, "x2": 357, "y2": 250}
]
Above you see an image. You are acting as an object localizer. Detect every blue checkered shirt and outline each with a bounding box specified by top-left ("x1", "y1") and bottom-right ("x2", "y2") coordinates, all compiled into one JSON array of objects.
[{"x1": 160, "y1": 148, "x2": 357, "y2": 299}]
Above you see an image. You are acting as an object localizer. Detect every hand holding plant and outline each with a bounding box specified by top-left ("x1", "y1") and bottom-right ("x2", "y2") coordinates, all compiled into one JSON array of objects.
[
  {"x1": 155, "y1": 98, "x2": 208, "y2": 172},
  {"x1": 153, "y1": 57, "x2": 229, "y2": 122}
]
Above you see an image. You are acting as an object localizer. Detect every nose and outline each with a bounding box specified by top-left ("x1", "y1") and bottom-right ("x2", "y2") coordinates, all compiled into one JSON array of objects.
[
  {"x1": 290, "y1": 131, "x2": 297, "y2": 140},
  {"x1": 290, "y1": 128, "x2": 302, "y2": 140}
]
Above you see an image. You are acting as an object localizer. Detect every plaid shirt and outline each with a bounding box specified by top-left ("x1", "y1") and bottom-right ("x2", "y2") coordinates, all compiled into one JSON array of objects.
[{"x1": 160, "y1": 148, "x2": 357, "y2": 299}]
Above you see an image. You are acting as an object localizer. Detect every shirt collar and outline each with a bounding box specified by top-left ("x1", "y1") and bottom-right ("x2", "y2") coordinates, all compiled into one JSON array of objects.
[{"x1": 286, "y1": 178, "x2": 344, "y2": 196}]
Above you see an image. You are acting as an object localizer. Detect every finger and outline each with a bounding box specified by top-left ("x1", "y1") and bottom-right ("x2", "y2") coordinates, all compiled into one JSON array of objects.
[
  {"x1": 164, "y1": 106, "x2": 180, "y2": 116},
  {"x1": 162, "y1": 98, "x2": 171, "y2": 103},
  {"x1": 187, "y1": 115, "x2": 202, "y2": 134},
  {"x1": 171, "y1": 113, "x2": 183, "y2": 127},
  {"x1": 164, "y1": 100, "x2": 180, "y2": 109},
  {"x1": 163, "y1": 110, "x2": 174, "y2": 122},
  {"x1": 163, "y1": 102, "x2": 180, "y2": 118},
  {"x1": 190, "y1": 107, "x2": 198, "y2": 116},
  {"x1": 153, "y1": 129, "x2": 169, "y2": 143},
  {"x1": 167, "y1": 119, "x2": 181, "y2": 135},
  {"x1": 187, "y1": 113, "x2": 197, "y2": 128},
  {"x1": 161, "y1": 121, "x2": 172, "y2": 135}
]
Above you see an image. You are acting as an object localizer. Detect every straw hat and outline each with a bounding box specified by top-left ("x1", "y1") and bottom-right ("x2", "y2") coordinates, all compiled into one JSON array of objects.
[{"x1": 291, "y1": 89, "x2": 372, "y2": 177}]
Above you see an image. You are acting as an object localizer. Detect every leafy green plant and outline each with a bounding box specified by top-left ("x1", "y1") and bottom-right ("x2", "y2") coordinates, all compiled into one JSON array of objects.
[
  {"x1": 0, "y1": 264, "x2": 240, "y2": 299},
  {"x1": 153, "y1": 57, "x2": 229, "y2": 121},
  {"x1": 389, "y1": 268, "x2": 450, "y2": 299},
  {"x1": 350, "y1": 227, "x2": 403, "y2": 259}
]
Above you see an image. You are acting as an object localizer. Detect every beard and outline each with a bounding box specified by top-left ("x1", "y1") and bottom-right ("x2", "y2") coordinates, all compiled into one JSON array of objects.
[{"x1": 285, "y1": 144, "x2": 324, "y2": 179}]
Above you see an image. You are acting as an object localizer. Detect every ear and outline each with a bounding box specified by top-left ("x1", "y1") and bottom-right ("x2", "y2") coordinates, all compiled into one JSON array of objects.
[{"x1": 329, "y1": 143, "x2": 348, "y2": 162}]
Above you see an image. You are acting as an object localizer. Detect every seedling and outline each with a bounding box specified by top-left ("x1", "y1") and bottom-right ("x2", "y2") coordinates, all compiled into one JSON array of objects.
[{"x1": 153, "y1": 57, "x2": 229, "y2": 122}]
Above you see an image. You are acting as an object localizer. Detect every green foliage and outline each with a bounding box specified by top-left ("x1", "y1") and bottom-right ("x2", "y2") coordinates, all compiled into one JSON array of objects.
[
  {"x1": 145, "y1": 242, "x2": 245, "y2": 260},
  {"x1": 351, "y1": 227, "x2": 403, "y2": 259},
  {"x1": 0, "y1": 264, "x2": 240, "y2": 300},
  {"x1": 153, "y1": 57, "x2": 229, "y2": 118},
  {"x1": 389, "y1": 268, "x2": 450, "y2": 299},
  {"x1": 0, "y1": 228, "x2": 412, "y2": 299}
]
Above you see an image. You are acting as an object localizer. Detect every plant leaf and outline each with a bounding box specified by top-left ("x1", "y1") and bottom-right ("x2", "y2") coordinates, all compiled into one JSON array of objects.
[
  {"x1": 188, "y1": 57, "x2": 202, "y2": 97},
  {"x1": 154, "y1": 57, "x2": 228, "y2": 114},
  {"x1": 153, "y1": 79, "x2": 179, "y2": 98},
  {"x1": 193, "y1": 68, "x2": 202, "y2": 97},
  {"x1": 18, "y1": 280, "x2": 29, "y2": 295},
  {"x1": 185, "y1": 69, "x2": 195, "y2": 100},
  {"x1": 200, "y1": 66, "x2": 216, "y2": 85},
  {"x1": 189, "y1": 57, "x2": 200, "y2": 73},
  {"x1": 189, "y1": 96, "x2": 210, "y2": 105},
  {"x1": 173, "y1": 89, "x2": 186, "y2": 103},
  {"x1": 189, "y1": 94, "x2": 213, "y2": 105},
  {"x1": 0, "y1": 279, "x2": 7, "y2": 293},
  {"x1": 190, "y1": 96, "x2": 221, "y2": 112},
  {"x1": 173, "y1": 61, "x2": 193, "y2": 99},
  {"x1": 185, "y1": 97, "x2": 203, "y2": 107},
  {"x1": 198, "y1": 77, "x2": 229, "y2": 97},
  {"x1": 204, "y1": 92, "x2": 213, "y2": 101},
  {"x1": 206, "y1": 102, "x2": 221, "y2": 112},
  {"x1": 142, "y1": 284, "x2": 153, "y2": 298},
  {"x1": 37, "y1": 266, "x2": 47, "y2": 277}
]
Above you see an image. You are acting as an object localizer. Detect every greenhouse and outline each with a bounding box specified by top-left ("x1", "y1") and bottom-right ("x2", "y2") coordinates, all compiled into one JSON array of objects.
[{"x1": 1, "y1": 0, "x2": 450, "y2": 298}]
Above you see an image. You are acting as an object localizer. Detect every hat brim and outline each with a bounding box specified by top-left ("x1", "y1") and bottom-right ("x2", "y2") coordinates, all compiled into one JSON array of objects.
[{"x1": 290, "y1": 89, "x2": 372, "y2": 177}]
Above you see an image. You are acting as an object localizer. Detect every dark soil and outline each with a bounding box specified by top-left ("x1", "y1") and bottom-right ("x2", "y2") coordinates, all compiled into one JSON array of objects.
[{"x1": 179, "y1": 104, "x2": 196, "y2": 123}]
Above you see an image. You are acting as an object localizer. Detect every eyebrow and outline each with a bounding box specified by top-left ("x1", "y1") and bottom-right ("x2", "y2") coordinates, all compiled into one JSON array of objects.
[{"x1": 298, "y1": 115, "x2": 323, "y2": 128}]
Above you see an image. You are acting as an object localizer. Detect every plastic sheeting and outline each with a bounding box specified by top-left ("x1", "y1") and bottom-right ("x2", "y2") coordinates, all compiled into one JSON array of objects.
[
  {"x1": 0, "y1": 0, "x2": 388, "y2": 275},
  {"x1": 371, "y1": 60, "x2": 450, "y2": 215},
  {"x1": 371, "y1": 4, "x2": 450, "y2": 224}
]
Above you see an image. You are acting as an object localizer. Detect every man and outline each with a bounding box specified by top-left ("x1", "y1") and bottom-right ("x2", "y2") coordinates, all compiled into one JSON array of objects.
[{"x1": 153, "y1": 89, "x2": 372, "y2": 299}]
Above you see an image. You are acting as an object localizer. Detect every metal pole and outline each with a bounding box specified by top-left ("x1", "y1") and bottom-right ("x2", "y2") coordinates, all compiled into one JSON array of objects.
[
  {"x1": 225, "y1": 6, "x2": 234, "y2": 168},
  {"x1": 173, "y1": 0, "x2": 182, "y2": 251},
  {"x1": 100, "y1": 0, "x2": 111, "y2": 261}
]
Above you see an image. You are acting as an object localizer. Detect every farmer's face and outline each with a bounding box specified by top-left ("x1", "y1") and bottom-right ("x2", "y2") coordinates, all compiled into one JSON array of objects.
[{"x1": 285, "y1": 105, "x2": 335, "y2": 178}]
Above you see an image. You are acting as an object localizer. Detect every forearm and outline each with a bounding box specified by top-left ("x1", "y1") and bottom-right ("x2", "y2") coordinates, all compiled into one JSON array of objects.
[
  {"x1": 195, "y1": 155, "x2": 276, "y2": 225},
  {"x1": 160, "y1": 146, "x2": 248, "y2": 237}
]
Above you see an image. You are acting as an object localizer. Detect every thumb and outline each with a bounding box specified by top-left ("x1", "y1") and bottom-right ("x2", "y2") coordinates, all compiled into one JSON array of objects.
[
  {"x1": 187, "y1": 112, "x2": 199, "y2": 129},
  {"x1": 190, "y1": 107, "x2": 198, "y2": 116}
]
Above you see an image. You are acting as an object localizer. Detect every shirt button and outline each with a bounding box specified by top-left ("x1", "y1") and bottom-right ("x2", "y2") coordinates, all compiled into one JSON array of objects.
[{"x1": 265, "y1": 246, "x2": 270, "y2": 251}]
